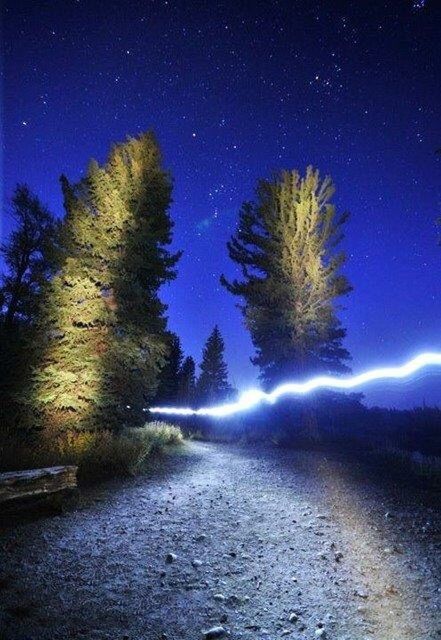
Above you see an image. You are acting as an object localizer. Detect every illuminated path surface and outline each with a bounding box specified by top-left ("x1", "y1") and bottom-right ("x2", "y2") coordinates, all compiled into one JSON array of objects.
[
  {"x1": 150, "y1": 352, "x2": 441, "y2": 417},
  {"x1": 1, "y1": 442, "x2": 440, "y2": 639}
]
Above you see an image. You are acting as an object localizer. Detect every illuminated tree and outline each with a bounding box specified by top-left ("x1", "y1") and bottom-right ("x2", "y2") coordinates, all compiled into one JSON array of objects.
[
  {"x1": 28, "y1": 132, "x2": 180, "y2": 434},
  {"x1": 221, "y1": 167, "x2": 352, "y2": 387},
  {"x1": 197, "y1": 326, "x2": 233, "y2": 403}
]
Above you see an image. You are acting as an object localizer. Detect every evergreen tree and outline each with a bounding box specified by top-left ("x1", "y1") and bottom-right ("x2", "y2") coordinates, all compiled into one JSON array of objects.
[
  {"x1": 0, "y1": 185, "x2": 59, "y2": 431},
  {"x1": 178, "y1": 356, "x2": 196, "y2": 404},
  {"x1": 221, "y1": 167, "x2": 352, "y2": 387},
  {"x1": 28, "y1": 132, "x2": 180, "y2": 435},
  {"x1": 154, "y1": 333, "x2": 184, "y2": 404},
  {"x1": 0, "y1": 184, "x2": 59, "y2": 328},
  {"x1": 197, "y1": 326, "x2": 233, "y2": 403}
]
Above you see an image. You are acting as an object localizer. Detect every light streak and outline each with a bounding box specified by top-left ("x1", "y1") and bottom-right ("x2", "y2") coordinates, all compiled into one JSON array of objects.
[{"x1": 149, "y1": 352, "x2": 441, "y2": 418}]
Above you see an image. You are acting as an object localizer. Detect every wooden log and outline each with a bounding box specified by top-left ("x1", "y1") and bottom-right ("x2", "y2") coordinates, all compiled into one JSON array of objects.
[{"x1": 0, "y1": 466, "x2": 78, "y2": 504}]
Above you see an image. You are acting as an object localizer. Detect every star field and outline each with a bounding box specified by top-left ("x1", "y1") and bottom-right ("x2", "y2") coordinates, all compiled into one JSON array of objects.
[{"x1": 3, "y1": 0, "x2": 441, "y2": 407}]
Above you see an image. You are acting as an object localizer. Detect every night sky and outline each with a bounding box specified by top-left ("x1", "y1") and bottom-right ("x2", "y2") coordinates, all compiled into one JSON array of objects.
[{"x1": 3, "y1": 0, "x2": 441, "y2": 408}]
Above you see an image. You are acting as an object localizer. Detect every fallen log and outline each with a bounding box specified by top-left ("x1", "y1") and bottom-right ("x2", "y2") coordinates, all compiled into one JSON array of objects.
[{"x1": 0, "y1": 466, "x2": 78, "y2": 505}]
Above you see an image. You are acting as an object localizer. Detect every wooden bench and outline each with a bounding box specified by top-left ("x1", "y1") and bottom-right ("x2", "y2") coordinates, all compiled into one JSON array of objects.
[{"x1": 0, "y1": 466, "x2": 78, "y2": 513}]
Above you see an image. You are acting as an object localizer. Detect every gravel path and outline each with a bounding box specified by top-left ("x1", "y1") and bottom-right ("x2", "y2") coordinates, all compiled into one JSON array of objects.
[{"x1": 1, "y1": 441, "x2": 440, "y2": 640}]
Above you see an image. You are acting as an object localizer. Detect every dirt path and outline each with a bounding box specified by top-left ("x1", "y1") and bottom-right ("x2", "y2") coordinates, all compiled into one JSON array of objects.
[{"x1": 1, "y1": 442, "x2": 440, "y2": 640}]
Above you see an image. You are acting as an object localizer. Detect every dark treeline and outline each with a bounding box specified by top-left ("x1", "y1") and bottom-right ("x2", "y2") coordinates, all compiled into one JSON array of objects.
[
  {"x1": 176, "y1": 398, "x2": 441, "y2": 485},
  {"x1": 153, "y1": 326, "x2": 235, "y2": 406},
  {"x1": 1, "y1": 131, "x2": 439, "y2": 479}
]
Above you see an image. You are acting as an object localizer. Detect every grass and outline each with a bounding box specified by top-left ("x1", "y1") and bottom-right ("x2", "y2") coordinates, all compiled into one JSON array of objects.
[
  {"x1": 0, "y1": 422, "x2": 184, "y2": 483},
  {"x1": 368, "y1": 446, "x2": 441, "y2": 486}
]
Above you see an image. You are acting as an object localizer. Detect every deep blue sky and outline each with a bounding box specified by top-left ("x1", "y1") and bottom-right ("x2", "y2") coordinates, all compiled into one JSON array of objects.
[{"x1": 2, "y1": 0, "x2": 441, "y2": 407}]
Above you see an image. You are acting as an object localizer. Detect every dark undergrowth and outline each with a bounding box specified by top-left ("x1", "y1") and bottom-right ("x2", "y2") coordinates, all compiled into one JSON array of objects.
[
  {"x1": 174, "y1": 395, "x2": 441, "y2": 486},
  {"x1": 0, "y1": 422, "x2": 184, "y2": 484}
]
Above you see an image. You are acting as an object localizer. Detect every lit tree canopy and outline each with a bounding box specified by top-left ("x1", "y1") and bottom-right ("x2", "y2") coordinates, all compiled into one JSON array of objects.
[
  {"x1": 221, "y1": 167, "x2": 352, "y2": 387},
  {"x1": 29, "y1": 132, "x2": 181, "y2": 434}
]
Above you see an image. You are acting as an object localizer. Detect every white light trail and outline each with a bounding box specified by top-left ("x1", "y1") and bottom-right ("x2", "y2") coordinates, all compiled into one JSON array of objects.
[{"x1": 149, "y1": 351, "x2": 441, "y2": 418}]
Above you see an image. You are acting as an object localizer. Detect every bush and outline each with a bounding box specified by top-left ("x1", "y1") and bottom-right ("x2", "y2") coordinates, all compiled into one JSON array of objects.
[
  {"x1": 0, "y1": 422, "x2": 184, "y2": 483},
  {"x1": 370, "y1": 446, "x2": 441, "y2": 485},
  {"x1": 73, "y1": 423, "x2": 183, "y2": 481}
]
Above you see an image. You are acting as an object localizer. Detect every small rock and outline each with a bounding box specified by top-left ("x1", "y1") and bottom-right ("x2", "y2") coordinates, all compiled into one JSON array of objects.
[
  {"x1": 334, "y1": 551, "x2": 344, "y2": 562},
  {"x1": 315, "y1": 630, "x2": 326, "y2": 638},
  {"x1": 288, "y1": 612, "x2": 298, "y2": 622},
  {"x1": 195, "y1": 534, "x2": 207, "y2": 542},
  {"x1": 192, "y1": 559, "x2": 203, "y2": 568},
  {"x1": 384, "y1": 584, "x2": 399, "y2": 595},
  {"x1": 227, "y1": 594, "x2": 242, "y2": 606},
  {"x1": 165, "y1": 553, "x2": 177, "y2": 564},
  {"x1": 202, "y1": 626, "x2": 228, "y2": 639},
  {"x1": 213, "y1": 593, "x2": 226, "y2": 602},
  {"x1": 245, "y1": 624, "x2": 261, "y2": 631}
]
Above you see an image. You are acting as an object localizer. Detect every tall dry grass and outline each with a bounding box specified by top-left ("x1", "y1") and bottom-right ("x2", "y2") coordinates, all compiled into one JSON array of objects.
[{"x1": 0, "y1": 422, "x2": 184, "y2": 483}]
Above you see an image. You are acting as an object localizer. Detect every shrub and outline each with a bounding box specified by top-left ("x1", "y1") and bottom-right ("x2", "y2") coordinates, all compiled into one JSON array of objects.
[
  {"x1": 370, "y1": 446, "x2": 441, "y2": 486},
  {"x1": 0, "y1": 422, "x2": 183, "y2": 483}
]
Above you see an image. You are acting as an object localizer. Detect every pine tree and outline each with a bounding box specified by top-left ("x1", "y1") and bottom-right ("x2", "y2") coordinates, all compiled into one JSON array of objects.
[
  {"x1": 197, "y1": 326, "x2": 233, "y2": 403},
  {"x1": 0, "y1": 185, "x2": 59, "y2": 432},
  {"x1": 178, "y1": 356, "x2": 196, "y2": 404},
  {"x1": 221, "y1": 167, "x2": 352, "y2": 387},
  {"x1": 154, "y1": 333, "x2": 184, "y2": 404},
  {"x1": 0, "y1": 184, "x2": 59, "y2": 328},
  {"x1": 28, "y1": 132, "x2": 180, "y2": 435}
]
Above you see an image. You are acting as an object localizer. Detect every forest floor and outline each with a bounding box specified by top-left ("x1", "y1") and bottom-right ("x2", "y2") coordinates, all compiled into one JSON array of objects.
[{"x1": 0, "y1": 441, "x2": 440, "y2": 640}]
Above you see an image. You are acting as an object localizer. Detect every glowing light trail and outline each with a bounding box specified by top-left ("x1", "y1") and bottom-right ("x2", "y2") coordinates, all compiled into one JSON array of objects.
[{"x1": 149, "y1": 352, "x2": 441, "y2": 418}]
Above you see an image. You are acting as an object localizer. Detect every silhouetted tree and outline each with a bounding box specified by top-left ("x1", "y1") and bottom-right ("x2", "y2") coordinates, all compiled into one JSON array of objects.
[
  {"x1": 0, "y1": 184, "x2": 59, "y2": 328},
  {"x1": 178, "y1": 356, "x2": 196, "y2": 404},
  {"x1": 197, "y1": 326, "x2": 233, "y2": 403},
  {"x1": 221, "y1": 167, "x2": 351, "y2": 387},
  {"x1": 154, "y1": 333, "x2": 184, "y2": 404},
  {"x1": 0, "y1": 185, "x2": 59, "y2": 432},
  {"x1": 27, "y1": 132, "x2": 181, "y2": 435}
]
